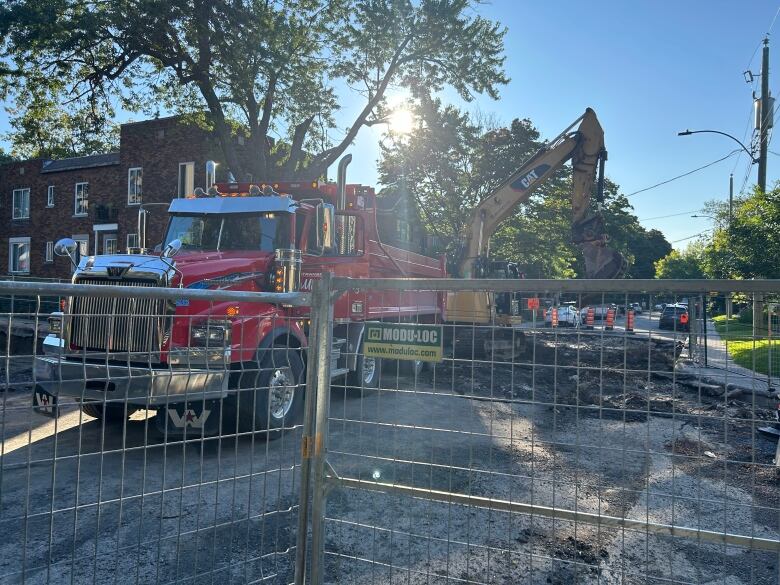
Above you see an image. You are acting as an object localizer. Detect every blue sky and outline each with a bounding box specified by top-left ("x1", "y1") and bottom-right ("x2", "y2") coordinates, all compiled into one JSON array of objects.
[
  {"x1": 337, "y1": 1, "x2": 780, "y2": 247},
  {"x1": 1, "y1": 1, "x2": 778, "y2": 247}
]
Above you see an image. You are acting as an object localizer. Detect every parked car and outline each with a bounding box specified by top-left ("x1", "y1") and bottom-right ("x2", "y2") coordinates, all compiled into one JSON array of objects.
[
  {"x1": 546, "y1": 306, "x2": 581, "y2": 327},
  {"x1": 653, "y1": 303, "x2": 666, "y2": 312},
  {"x1": 580, "y1": 304, "x2": 617, "y2": 321},
  {"x1": 659, "y1": 304, "x2": 689, "y2": 331},
  {"x1": 629, "y1": 302, "x2": 643, "y2": 314}
]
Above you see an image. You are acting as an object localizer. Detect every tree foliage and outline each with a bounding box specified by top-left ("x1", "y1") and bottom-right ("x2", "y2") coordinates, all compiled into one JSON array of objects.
[
  {"x1": 379, "y1": 100, "x2": 670, "y2": 278},
  {"x1": 0, "y1": 0, "x2": 507, "y2": 179},
  {"x1": 654, "y1": 243, "x2": 707, "y2": 279},
  {"x1": 1, "y1": 70, "x2": 118, "y2": 158},
  {"x1": 697, "y1": 186, "x2": 780, "y2": 279}
]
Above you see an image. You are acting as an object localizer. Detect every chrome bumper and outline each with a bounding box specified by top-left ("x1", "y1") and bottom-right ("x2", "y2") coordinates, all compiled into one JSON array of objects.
[{"x1": 35, "y1": 335, "x2": 230, "y2": 406}]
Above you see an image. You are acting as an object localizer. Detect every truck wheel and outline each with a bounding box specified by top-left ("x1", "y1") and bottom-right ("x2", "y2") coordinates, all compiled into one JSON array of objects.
[
  {"x1": 79, "y1": 401, "x2": 136, "y2": 422},
  {"x1": 233, "y1": 347, "x2": 304, "y2": 436},
  {"x1": 347, "y1": 351, "x2": 381, "y2": 390}
]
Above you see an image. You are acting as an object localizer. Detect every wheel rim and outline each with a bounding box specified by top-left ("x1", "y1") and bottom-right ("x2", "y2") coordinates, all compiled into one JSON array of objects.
[
  {"x1": 362, "y1": 357, "x2": 377, "y2": 385},
  {"x1": 268, "y1": 367, "x2": 295, "y2": 420}
]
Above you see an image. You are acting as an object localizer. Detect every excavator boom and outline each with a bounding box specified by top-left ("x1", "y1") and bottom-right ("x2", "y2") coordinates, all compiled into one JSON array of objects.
[{"x1": 459, "y1": 108, "x2": 626, "y2": 280}]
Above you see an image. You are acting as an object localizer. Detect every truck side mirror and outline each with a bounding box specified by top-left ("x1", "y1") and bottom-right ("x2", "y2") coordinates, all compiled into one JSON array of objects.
[
  {"x1": 162, "y1": 239, "x2": 182, "y2": 259},
  {"x1": 54, "y1": 238, "x2": 79, "y2": 270},
  {"x1": 316, "y1": 203, "x2": 336, "y2": 254}
]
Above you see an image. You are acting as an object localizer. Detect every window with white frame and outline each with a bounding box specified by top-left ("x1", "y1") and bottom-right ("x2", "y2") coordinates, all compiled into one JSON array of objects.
[
  {"x1": 72, "y1": 235, "x2": 89, "y2": 257},
  {"x1": 128, "y1": 167, "x2": 142, "y2": 205},
  {"x1": 178, "y1": 162, "x2": 194, "y2": 198},
  {"x1": 103, "y1": 235, "x2": 117, "y2": 255},
  {"x1": 74, "y1": 182, "x2": 89, "y2": 216},
  {"x1": 45, "y1": 241, "x2": 54, "y2": 263},
  {"x1": 9, "y1": 237, "x2": 30, "y2": 273},
  {"x1": 127, "y1": 233, "x2": 139, "y2": 251},
  {"x1": 12, "y1": 188, "x2": 30, "y2": 219},
  {"x1": 47, "y1": 185, "x2": 55, "y2": 207}
]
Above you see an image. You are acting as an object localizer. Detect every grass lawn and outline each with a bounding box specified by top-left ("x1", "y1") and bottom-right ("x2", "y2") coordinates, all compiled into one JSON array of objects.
[{"x1": 712, "y1": 314, "x2": 780, "y2": 378}]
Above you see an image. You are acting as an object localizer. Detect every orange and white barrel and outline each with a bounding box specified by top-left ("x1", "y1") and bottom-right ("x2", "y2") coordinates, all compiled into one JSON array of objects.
[{"x1": 605, "y1": 308, "x2": 615, "y2": 331}]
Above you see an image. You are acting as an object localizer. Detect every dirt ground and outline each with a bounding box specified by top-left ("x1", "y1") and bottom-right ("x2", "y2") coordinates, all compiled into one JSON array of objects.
[
  {"x1": 323, "y1": 332, "x2": 780, "y2": 584},
  {"x1": 0, "y1": 331, "x2": 778, "y2": 584}
]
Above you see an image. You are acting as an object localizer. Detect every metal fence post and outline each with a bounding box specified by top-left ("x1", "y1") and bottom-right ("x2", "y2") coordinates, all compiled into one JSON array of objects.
[
  {"x1": 293, "y1": 274, "x2": 330, "y2": 584},
  {"x1": 308, "y1": 272, "x2": 335, "y2": 585}
]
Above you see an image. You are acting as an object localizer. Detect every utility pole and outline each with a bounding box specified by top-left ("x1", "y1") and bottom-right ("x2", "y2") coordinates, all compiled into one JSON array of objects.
[
  {"x1": 758, "y1": 37, "x2": 770, "y2": 193},
  {"x1": 728, "y1": 172, "x2": 733, "y2": 228}
]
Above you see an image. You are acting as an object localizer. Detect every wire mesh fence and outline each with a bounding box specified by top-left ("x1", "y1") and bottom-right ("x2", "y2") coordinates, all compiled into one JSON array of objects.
[
  {"x1": 1, "y1": 277, "x2": 779, "y2": 584},
  {"x1": 0, "y1": 280, "x2": 309, "y2": 584},
  {"x1": 311, "y1": 277, "x2": 780, "y2": 585}
]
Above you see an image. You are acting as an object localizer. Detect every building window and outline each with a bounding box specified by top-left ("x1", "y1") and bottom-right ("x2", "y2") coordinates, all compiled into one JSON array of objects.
[
  {"x1": 396, "y1": 219, "x2": 411, "y2": 242},
  {"x1": 74, "y1": 182, "x2": 89, "y2": 216},
  {"x1": 45, "y1": 241, "x2": 54, "y2": 263},
  {"x1": 127, "y1": 233, "x2": 139, "y2": 251},
  {"x1": 128, "y1": 167, "x2": 142, "y2": 205},
  {"x1": 12, "y1": 188, "x2": 30, "y2": 219},
  {"x1": 103, "y1": 235, "x2": 117, "y2": 255},
  {"x1": 47, "y1": 186, "x2": 55, "y2": 207},
  {"x1": 178, "y1": 162, "x2": 195, "y2": 198},
  {"x1": 72, "y1": 235, "x2": 89, "y2": 257},
  {"x1": 9, "y1": 237, "x2": 30, "y2": 274}
]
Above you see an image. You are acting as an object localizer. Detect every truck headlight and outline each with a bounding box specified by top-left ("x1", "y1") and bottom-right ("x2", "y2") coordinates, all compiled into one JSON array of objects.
[{"x1": 190, "y1": 323, "x2": 230, "y2": 347}]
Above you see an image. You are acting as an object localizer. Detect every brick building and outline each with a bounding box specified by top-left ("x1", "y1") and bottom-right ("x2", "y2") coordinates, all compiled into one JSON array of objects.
[{"x1": 0, "y1": 116, "x2": 251, "y2": 280}]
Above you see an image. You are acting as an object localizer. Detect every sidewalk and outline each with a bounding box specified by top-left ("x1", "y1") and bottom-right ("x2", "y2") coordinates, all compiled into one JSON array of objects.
[{"x1": 677, "y1": 318, "x2": 780, "y2": 397}]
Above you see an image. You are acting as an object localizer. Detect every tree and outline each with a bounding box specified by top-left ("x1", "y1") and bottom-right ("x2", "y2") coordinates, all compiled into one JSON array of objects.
[
  {"x1": 1, "y1": 71, "x2": 118, "y2": 158},
  {"x1": 0, "y1": 0, "x2": 507, "y2": 180},
  {"x1": 379, "y1": 100, "x2": 669, "y2": 277},
  {"x1": 654, "y1": 242, "x2": 707, "y2": 279}
]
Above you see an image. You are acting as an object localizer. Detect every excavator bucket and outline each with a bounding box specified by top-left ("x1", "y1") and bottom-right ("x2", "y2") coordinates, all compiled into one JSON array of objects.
[{"x1": 580, "y1": 242, "x2": 628, "y2": 279}]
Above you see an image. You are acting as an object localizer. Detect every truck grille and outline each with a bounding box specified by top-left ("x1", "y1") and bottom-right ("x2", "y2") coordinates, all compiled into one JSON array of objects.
[{"x1": 70, "y1": 278, "x2": 167, "y2": 354}]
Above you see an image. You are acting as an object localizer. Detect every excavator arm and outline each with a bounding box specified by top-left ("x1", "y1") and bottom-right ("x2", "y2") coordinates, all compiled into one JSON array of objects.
[{"x1": 459, "y1": 108, "x2": 626, "y2": 279}]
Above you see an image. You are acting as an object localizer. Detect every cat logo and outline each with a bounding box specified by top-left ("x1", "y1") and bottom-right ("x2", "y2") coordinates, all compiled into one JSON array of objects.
[
  {"x1": 168, "y1": 408, "x2": 211, "y2": 429},
  {"x1": 510, "y1": 163, "x2": 551, "y2": 192}
]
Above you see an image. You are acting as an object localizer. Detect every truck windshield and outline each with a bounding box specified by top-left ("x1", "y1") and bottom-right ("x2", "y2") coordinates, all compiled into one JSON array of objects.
[{"x1": 164, "y1": 213, "x2": 291, "y2": 252}]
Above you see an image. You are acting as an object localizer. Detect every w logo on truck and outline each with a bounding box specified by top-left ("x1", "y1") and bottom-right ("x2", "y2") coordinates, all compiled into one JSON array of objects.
[{"x1": 168, "y1": 408, "x2": 211, "y2": 429}]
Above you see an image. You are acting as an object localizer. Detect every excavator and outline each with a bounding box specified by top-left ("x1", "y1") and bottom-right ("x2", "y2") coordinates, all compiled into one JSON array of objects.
[{"x1": 447, "y1": 108, "x2": 627, "y2": 351}]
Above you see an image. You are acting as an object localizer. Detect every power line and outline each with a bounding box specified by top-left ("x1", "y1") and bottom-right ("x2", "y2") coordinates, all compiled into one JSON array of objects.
[
  {"x1": 670, "y1": 230, "x2": 712, "y2": 244},
  {"x1": 638, "y1": 210, "x2": 704, "y2": 222},
  {"x1": 770, "y1": 5, "x2": 780, "y2": 34},
  {"x1": 625, "y1": 150, "x2": 741, "y2": 197}
]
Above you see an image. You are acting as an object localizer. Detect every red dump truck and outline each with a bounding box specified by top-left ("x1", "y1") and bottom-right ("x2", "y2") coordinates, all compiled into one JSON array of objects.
[{"x1": 35, "y1": 159, "x2": 445, "y2": 435}]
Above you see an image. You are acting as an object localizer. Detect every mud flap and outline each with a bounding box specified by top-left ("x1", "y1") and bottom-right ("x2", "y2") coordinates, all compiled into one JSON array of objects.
[
  {"x1": 155, "y1": 399, "x2": 222, "y2": 436},
  {"x1": 33, "y1": 387, "x2": 58, "y2": 418}
]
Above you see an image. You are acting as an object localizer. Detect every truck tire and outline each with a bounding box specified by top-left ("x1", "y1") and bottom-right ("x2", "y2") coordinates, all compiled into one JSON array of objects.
[
  {"x1": 347, "y1": 350, "x2": 381, "y2": 390},
  {"x1": 232, "y1": 347, "x2": 305, "y2": 436},
  {"x1": 79, "y1": 401, "x2": 136, "y2": 422}
]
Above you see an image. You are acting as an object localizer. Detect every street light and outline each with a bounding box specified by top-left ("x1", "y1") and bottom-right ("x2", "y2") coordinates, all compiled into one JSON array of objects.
[
  {"x1": 677, "y1": 129, "x2": 758, "y2": 163},
  {"x1": 678, "y1": 130, "x2": 753, "y2": 230}
]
